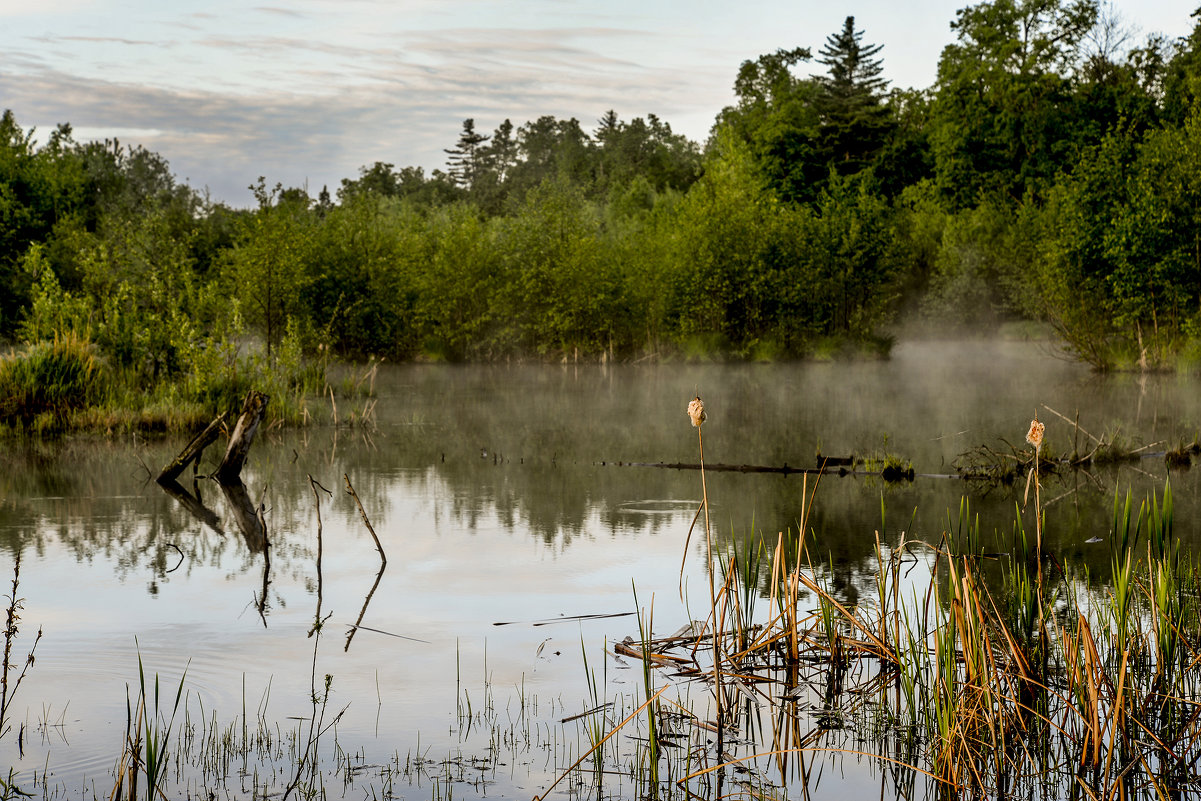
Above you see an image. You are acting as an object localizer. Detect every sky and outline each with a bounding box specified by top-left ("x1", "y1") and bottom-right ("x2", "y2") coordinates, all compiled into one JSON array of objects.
[{"x1": 1, "y1": 0, "x2": 1195, "y2": 207}]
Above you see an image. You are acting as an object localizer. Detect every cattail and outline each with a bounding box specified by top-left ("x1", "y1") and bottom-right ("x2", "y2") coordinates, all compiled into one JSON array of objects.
[
  {"x1": 687, "y1": 396, "x2": 706, "y2": 428},
  {"x1": 1026, "y1": 415, "x2": 1045, "y2": 453}
]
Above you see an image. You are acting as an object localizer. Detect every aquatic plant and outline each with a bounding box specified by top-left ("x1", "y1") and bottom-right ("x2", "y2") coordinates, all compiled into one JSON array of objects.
[
  {"x1": 112, "y1": 648, "x2": 188, "y2": 801},
  {"x1": 0, "y1": 554, "x2": 41, "y2": 741},
  {"x1": 609, "y1": 476, "x2": 1201, "y2": 799}
]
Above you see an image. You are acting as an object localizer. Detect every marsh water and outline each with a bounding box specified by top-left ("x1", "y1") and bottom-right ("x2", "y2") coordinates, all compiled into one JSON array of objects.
[{"x1": 3, "y1": 339, "x2": 1201, "y2": 798}]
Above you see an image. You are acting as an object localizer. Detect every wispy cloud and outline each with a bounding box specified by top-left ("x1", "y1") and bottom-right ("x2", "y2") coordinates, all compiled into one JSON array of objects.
[
  {"x1": 24, "y1": 0, "x2": 1173, "y2": 205},
  {"x1": 56, "y1": 35, "x2": 161, "y2": 46},
  {"x1": 254, "y1": 6, "x2": 306, "y2": 18},
  {"x1": 0, "y1": 34, "x2": 722, "y2": 207}
]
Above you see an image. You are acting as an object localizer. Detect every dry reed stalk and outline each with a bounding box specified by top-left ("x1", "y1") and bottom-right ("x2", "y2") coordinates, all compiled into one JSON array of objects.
[{"x1": 686, "y1": 395, "x2": 724, "y2": 752}]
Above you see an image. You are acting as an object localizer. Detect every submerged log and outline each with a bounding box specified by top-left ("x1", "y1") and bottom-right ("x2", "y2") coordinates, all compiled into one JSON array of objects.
[
  {"x1": 816, "y1": 453, "x2": 854, "y2": 468},
  {"x1": 627, "y1": 461, "x2": 835, "y2": 476},
  {"x1": 215, "y1": 391, "x2": 269, "y2": 484},
  {"x1": 156, "y1": 413, "x2": 226, "y2": 483}
]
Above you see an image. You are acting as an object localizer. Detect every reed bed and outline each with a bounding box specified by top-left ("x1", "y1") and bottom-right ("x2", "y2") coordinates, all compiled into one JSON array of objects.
[
  {"x1": 548, "y1": 492, "x2": 1201, "y2": 801},
  {"x1": 567, "y1": 407, "x2": 1201, "y2": 801}
]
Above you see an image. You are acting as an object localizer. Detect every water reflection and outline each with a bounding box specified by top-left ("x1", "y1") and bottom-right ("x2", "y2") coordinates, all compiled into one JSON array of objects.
[{"x1": 0, "y1": 342, "x2": 1200, "y2": 796}]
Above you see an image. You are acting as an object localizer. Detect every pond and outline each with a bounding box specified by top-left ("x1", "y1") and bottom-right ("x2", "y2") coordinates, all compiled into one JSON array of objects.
[{"x1": 2, "y1": 339, "x2": 1201, "y2": 799}]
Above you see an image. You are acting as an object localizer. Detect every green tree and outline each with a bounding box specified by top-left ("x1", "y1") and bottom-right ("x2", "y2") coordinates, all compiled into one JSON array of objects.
[
  {"x1": 494, "y1": 178, "x2": 611, "y2": 356},
  {"x1": 411, "y1": 204, "x2": 501, "y2": 359},
  {"x1": 224, "y1": 179, "x2": 315, "y2": 359},
  {"x1": 930, "y1": 0, "x2": 1100, "y2": 207},
  {"x1": 303, "y1": 192, "x2": 422, "y2": 358},
  {"x1": 667, "y1": 133, "x2": 781, "y2": 349},
  {"x1": 714, "y1": 48, "x2": 824, "y2": 203},
  {"x1": 474, "y1": 119, "x2": 519, "y2": 213},
  {"x1": 593, "y1": 113, "x2": 700, "y2": 196},
  {"x1": 506, "y1": 116, "x2": 595, "y2": 199},
  {"x1": 444, "y1": 119, "x2": 491, "y2": 191}
]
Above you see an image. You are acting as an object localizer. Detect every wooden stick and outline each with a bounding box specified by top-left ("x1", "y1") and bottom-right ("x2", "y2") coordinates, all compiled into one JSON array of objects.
[{"x1": 344, "y1": 474, "x2": 386, "y2": 565}]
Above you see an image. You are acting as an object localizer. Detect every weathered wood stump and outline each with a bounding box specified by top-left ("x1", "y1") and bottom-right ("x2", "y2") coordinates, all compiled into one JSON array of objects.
[{"x1": 215, "y1": 391, "x2": 269, "y2": 484}]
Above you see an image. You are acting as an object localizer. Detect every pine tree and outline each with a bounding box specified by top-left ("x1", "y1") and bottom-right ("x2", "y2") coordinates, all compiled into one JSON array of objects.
[
  {"x1": 444, "y1": 119, "x2": 491, "y2": 190},
  {"x1": 595, "y1": 110, "x2": 620, "y2": 146},
  {"x1": 815, "y1": 17, "x2": 894, "y2": 173}
]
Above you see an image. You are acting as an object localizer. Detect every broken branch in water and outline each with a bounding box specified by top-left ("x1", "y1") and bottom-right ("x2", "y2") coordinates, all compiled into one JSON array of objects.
[
  {"x1": 156, "y1": 413, "x2": 226, "y2": 484},
  {"x1": 341, "y1": 473, "x2": 387, "y2": 652}
]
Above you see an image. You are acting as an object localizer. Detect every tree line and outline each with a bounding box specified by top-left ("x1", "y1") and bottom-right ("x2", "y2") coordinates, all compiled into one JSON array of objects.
[{"x1": 3, "y1": 0, "x2": 1201, "y2": 375}]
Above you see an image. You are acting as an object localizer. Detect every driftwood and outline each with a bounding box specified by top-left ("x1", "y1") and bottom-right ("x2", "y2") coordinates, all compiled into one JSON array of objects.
[
  {"x1": 156, "y1": 413, "x2": 226, "y2": 483},
  {"x1": 216, "y1": 391, "x2": 269, "y2": 484},
  {"x1": 627, "y1": 461, "x2": 848, "y2": 477}
]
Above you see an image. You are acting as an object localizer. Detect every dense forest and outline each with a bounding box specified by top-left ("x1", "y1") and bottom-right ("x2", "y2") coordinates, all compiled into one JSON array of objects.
[{"x1": 3, "y1": 0, "x2": 1201, "y2": 430}]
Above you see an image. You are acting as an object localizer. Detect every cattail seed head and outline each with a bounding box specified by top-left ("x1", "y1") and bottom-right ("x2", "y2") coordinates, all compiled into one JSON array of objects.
[
  {"x1": 687, "y1": 396, "x2": 706, "y2": 428},
  {"x1": 1026, "y1": 416, "x2": 1045, "y2": 453}
]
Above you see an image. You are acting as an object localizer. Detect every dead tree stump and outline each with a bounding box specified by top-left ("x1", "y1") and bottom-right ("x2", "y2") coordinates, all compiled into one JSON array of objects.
[{"x1": 215, "y1": 391, "x2": 269, "y2": 484}]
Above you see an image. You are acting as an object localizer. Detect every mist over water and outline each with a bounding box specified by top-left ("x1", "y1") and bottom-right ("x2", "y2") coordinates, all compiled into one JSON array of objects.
[{"x1": 1, "y1": 339, "x2": 1199, "y2": 796}]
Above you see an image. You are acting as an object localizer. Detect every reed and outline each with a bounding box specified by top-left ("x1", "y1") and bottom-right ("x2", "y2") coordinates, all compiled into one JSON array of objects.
[
  {"x1": 610, "y1": 449, "x2": 1201, "y2": 800},
  {"x1": 577, "y1": 635, "x2": 612, "y2": 794},
  {"x1": 685, "y1": 395, "x2": 725, "y2": 768},
  {"x1": 633, "y1": 586, "x2": 660, "y2": 795},
  {"x1": 112, "y1": 648, "x2": 188, "y2": 801}
]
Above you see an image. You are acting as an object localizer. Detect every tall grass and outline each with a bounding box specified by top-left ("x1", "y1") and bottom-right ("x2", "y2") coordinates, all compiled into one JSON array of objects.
[
  {"x1": 0, "y1": 314, "x2": 377, "y2": 434},
  {"x1": 0, "y1": 331, "x2": 104, "y2": 432}
]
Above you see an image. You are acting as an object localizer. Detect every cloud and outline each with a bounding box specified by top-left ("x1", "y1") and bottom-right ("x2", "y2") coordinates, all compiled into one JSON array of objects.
[
  {"x1": 254, "y1": 6, "x2": 306, "y2": 18},
  {"x1": 56, "y1": 35, "x2": 161, "y2": 46},
  {"x1": 0, "y1": 1, "x2": 745, "y2": 205}
]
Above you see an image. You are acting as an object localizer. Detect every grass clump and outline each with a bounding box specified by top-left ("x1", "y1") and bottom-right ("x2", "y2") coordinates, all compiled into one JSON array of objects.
[{"x1": 0, "y1": 332, "x2": 105, "y2": 431}]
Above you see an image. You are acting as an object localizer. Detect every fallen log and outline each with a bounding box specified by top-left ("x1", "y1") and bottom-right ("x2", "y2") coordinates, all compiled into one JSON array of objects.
[
  {"x1": 625, "y1": 461, "x2": 840, "y2": 476},
  {"x1": 156, "y1": 413, "x2": 226, "y2": 483},
  {"x1": 619, "y1": 461, "x2": 917, "y2": 482},
  {"x1": 215, "y1": 391, "x2": 269, "y2": 484}
]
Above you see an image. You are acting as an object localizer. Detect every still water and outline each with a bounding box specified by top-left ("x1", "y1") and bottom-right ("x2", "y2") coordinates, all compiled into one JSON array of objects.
[{"x1": 1, "y1": 340, "x2": 1200, "y2": 798}]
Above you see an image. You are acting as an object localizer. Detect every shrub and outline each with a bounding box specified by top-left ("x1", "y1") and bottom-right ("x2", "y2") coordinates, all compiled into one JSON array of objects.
[{"x1": 0, "y1": 332, "x2": 106, "y2": 428}]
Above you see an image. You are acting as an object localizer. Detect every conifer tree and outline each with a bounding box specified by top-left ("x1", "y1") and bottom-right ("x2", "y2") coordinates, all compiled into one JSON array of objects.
[
  {"x1": 815, "y1": 16, "x2": 894, "y2": 174},
  {"x1": 444, "y1": 118, "x2": 490, "y2": 191}
]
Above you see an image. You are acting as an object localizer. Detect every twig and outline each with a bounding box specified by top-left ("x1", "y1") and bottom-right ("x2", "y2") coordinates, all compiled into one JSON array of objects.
[
  {"x1": 308, "y1": 476, "x2": 332, "y2": 637},
  {"x1": 1042, "y1": 405, "x2": 1100, "y2": 446},
  {"x1": 343, "y1": 474, "x2": 386, "y2": 565}
]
